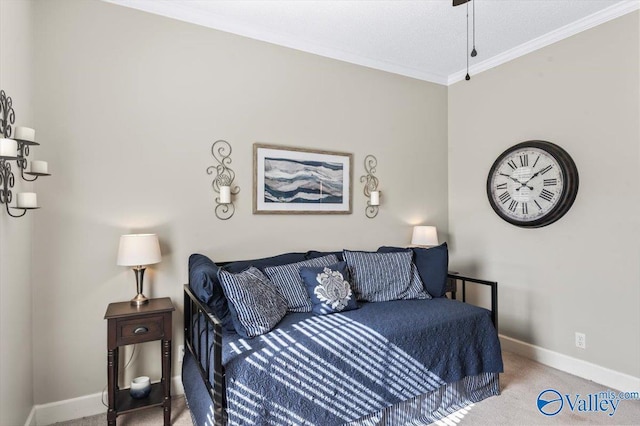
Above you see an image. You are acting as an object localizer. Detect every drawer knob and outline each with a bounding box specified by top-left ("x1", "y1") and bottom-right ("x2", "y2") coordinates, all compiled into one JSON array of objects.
[{"x1": 133, "y1": 326, "x2": 149, "y2": 334}]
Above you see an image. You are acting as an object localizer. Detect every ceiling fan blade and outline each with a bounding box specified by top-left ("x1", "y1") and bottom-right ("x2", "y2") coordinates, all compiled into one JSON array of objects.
[{"x1": 453, "y1": 0, "x2": 470, "y2": 6}]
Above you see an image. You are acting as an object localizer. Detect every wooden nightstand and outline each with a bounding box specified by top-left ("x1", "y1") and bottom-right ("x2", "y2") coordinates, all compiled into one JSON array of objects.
[{"x1": 104, "y1": 297, "x2": 175, "y2": 425}]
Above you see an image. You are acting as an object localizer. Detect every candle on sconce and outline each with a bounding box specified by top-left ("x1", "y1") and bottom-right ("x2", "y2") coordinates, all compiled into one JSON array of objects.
[
  {"x1": 14, "y1": 127, "x2": 35, "y2": 142},
  {"x1": 219, "y1": 186, "x2": 231, "y2": 204},
  {"x1": 370, "y1": 191, "x2": 380, "y2": 206},
  {"x1": 0, "y1": 138, "x2": 18, "y2": 158},
  {"x1": 16, "y1": 192, "x2": 38, "y2": 209},
  {"x1": 30, "y1": 160, "x2": 49, "y2": 174}
]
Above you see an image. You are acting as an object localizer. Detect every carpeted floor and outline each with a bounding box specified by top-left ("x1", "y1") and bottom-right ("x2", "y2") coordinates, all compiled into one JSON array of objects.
[{"x1": 55, "y1": 351, "x2": 640, "y2": 425}]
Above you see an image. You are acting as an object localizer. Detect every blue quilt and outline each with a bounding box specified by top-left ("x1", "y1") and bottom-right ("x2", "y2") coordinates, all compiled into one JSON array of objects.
[{"x1": 195, "y1": 298, "x2": 503, "y2": 425}]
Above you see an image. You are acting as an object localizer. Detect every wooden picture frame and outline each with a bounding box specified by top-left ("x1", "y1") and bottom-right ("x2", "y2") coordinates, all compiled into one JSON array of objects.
[{"x1": 253, "y1": 143, "x2": 353, "y2": 214}]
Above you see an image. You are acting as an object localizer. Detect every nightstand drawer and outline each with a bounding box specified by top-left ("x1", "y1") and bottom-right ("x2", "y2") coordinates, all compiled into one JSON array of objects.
[{"x1": 117, "y1": 314, "x2": 165, "y2": 345}]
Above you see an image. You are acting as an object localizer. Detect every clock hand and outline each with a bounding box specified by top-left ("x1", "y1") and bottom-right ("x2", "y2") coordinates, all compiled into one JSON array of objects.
[
  {"x1": 515, "y1": 184, "x2": 534, "y2": 191},
  {"x1": 519, "y1": 169, "x2": 545, "y2": 186},
  {"x1": 499, "y1": 173, "x2": 521, "y2": 184}
]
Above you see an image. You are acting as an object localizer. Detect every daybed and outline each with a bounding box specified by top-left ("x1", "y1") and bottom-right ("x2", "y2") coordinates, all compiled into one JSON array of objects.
[{"x1": 182, "y1": 244, "x2": 503, "y2": 426}]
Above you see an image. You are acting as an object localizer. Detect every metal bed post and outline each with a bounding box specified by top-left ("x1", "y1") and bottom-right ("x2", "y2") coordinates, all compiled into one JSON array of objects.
[{"x1": 183, "y1": 285, "x2": 226, "y2": 425}]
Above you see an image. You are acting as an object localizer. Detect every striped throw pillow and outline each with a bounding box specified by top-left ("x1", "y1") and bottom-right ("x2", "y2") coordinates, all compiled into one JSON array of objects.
[
  {"x1": 263, "y1": 254, "x2": 338, "y2": 312},
  {"x1": 217, "y1": 267, "x2": 287, "y2": 338},
  {"x1": 410, "y1": 265, "x2": 432, "y2": 300},
  {"x1": 343, "y1": 250, "x2": 428, "y2": 302}
]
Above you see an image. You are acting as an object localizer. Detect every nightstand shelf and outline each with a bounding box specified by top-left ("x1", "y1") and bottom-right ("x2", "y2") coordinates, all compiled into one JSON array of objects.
[
  {"x1": 105, "y1": 297, "x2": 174, "y2": 425},
  {"x1": 116, "y1": 382, "x2": 165, "y2": 414}
]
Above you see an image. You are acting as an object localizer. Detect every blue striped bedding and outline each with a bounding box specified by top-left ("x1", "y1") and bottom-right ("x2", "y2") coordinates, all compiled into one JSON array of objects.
[{"x1": 187, "y1": 298, "x2": 503, "y2": 425}]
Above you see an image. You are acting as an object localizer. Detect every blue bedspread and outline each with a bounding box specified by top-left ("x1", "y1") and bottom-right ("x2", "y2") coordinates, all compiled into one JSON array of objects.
[
  {"x1": 197, "y1": 298, "x2": 503, "y2": 425},
  {"x1": 218, "y1": 298, "x2": 503, "y2": 425}
]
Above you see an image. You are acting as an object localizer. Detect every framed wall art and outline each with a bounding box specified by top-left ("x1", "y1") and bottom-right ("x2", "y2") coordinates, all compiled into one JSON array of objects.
[{"x1": 253, "y1": 143, "x2": 353, "y2": 214}]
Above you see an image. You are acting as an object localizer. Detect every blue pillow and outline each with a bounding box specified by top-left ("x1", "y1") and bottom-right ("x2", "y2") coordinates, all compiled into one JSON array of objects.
[
  {"x1": 217, "y1": 267, "x2": 287, "y2": 338},
  {"x1": 300, "y1": 262, "x2": 358, "y2": 315},
  {"x1": 188, "y1": 254, "x2": 235, "y2": 333},
  {"x1": 378, "y1": 243, "x2": 449, "y2": 298},
  {"x1": 343, "y1": 250, "x2": 418, "y2": 302},
  {"x1": 222, "y1": 252, "x2": 308, "y2": 273},
  {"x1": 263, "y1": 255, "x2": 338, "y2": 313},
  {"x1": 305, "y1": 250, "x2": 344, "y2": 262}
]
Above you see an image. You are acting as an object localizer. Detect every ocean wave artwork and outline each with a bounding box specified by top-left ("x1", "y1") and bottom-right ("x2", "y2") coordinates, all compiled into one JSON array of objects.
[{"x1": 264, "y1": 157, "x2": 344, "y2": 204}]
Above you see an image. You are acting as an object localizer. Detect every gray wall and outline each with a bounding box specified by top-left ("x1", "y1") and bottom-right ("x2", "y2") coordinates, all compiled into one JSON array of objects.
[
  {"x1": 0, "y1": 0, "x2": 35, "y2": 424},
  {"x1": 448, "y1": 12, "x2": 639, "y2": 377},
  {"x1": 31, "y1": 0, "x2": 448, "y2": 404}
]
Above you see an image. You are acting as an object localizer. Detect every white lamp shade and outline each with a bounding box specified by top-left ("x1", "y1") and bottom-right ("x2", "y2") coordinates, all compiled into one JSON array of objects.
[
  {"x1": 117, "y1": 234, "x2": 161, "y2": 266},
  {"x1": 411, "y1": 226, "x2": 439, "y2": 247}
]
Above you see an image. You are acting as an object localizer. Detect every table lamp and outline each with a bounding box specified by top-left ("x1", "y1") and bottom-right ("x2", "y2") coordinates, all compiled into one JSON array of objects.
[
  {"x1": 117, "y1": 234, "x2": 161, "y2": 306},
  {"x1": 411, "y1": 226, "x2": 439, "y2": 247}
]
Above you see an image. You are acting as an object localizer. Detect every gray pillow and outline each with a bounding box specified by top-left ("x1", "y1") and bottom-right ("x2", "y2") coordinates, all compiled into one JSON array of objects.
[
  {"x1": 217, "y1": 267, "x2": 287, "y2": 338},
  {"x1": 263, "y1": 254, "x2": 338, "y2": 312},
  {"x1": 343, "y1": 250, "x2": 428, "y2": 302}
]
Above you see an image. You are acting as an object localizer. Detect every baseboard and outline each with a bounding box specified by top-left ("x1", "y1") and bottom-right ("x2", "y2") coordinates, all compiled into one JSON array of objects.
[
  {"x1": 28, "y1": 342, "x2": 639, "y2": 424},
  {"x1": 28, "y1": 375, "x2": 184, "y2": 426},
  {"x1": 23, "y1": 406, "x2": 37, "y2": 426},
  {"x1": 499, "y1": 334, "x2": 640, "y2": 392}
]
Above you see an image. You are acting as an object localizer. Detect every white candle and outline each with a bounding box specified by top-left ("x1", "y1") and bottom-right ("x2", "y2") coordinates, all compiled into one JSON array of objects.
[
  {"x1": 219, "y1": 186, "x2": 231, "y2": 204},
  {"x1": 0, "y1": 138, "x2": 18, "y2": 158},
  {"x1": 30, "y1": 160, "x2": 48, "y2": 174},
  {"x1": 17, "y1": 192, "x2": 38, "y2": 209},
  {"x1": 370, "y1": 191, "x2": 380, "y2": 206},
  {"x1": 14, "y1": 127, "x2": 35, "y2": 142}
]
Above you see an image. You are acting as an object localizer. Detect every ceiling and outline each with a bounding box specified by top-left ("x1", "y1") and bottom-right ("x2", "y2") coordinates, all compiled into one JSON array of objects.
[{"x1": 104, "y1": 0, "x2": 638, "y2": 85}]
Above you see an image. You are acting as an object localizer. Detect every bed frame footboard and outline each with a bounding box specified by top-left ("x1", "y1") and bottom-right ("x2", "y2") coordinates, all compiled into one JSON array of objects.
[
  {"x1": 183, "y1": 285, "x2": 226, "y2": 425},
  {"x1": 447, "y1": 273, "x2": 498, "y2": 330}
]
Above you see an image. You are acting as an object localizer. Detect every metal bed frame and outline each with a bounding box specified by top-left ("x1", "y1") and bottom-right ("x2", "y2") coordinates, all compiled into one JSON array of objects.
[{"x1": 183, "y1": 274, "x2": 498, "y2": 426}]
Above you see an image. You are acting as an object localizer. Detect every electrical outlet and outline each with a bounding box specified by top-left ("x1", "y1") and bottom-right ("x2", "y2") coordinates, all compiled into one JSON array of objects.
[
  {"x1": 575, "y1": 332, "x2": 586, "y2": 349},
  {"x1": 179, "y1": 345, "x2": 185, "y2": 363}
]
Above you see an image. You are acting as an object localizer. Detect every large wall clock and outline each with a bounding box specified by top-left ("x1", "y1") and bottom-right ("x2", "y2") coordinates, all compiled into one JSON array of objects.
[{"x1": 486, "y1": 140, "x2": 579, "y2": 228}]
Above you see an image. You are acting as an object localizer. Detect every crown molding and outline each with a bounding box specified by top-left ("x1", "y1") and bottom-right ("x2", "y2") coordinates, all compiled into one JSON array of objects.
[
  {"x1": 103, "y1": 0, "x2": 449, "y2": 85},
  {"x1": 105, "y1": 0, "x2": 638, "y2": 87},
  {"x1": 448, "y1": 0, "x2": 640, "y2": 85}
]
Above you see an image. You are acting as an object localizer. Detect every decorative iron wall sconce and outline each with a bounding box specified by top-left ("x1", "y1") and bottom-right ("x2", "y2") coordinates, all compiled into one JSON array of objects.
[
  {"x1": 207, "y1": 139, "x2": 240, "y2": 220},
  {"x1": 0, "y1": 90, "x2": 51, "y2": 218},
  {"x1": 360, "y1": 155, "x2": 380, "y2": 219}
]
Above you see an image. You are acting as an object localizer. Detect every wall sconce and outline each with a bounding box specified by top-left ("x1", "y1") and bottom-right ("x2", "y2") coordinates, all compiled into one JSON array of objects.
[
  {"x1": 207, "y1": 139, "x2": 240, "y2": 220},
  {"x1": 411, "y1": 226, "x2": 439, "y2": 247},
  {"x1": 0, "y1": 90, "x2": 51, "y2": 218},
  {"x1": 360, "y1": 154, "x2": 380, "y2": 218}
]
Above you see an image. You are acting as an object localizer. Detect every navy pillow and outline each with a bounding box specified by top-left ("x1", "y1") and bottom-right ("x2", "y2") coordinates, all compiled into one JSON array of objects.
[
  {"x1": 378, "y1": 243, "x2": 449, "y2": 298},
  {"x1": 300, "y1": 262, "x2": 358, "y2": 315},
  {"x1": 305, "y1": 250, "x2": 344, "y2": 262},
  {"x1": 188, "y1": 254, "x2": 235, "y2": 332},
  {"x1": 222, "y1": 252, "x2": 308, "y2": 273}
]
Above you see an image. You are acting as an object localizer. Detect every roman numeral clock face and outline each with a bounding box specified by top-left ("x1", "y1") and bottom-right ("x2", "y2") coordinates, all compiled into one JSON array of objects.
[{"x1": 487, "y1": 141, "x2": 579, "y2": 228}]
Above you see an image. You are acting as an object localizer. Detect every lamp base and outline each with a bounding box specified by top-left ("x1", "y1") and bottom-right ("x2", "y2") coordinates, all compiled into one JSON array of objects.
[
  {"x1": 130, "y1": 293, "x2": 149, "y2": 306},
  {"x1": 130, "y1": 266, "x2": 149, "y2": 306}
]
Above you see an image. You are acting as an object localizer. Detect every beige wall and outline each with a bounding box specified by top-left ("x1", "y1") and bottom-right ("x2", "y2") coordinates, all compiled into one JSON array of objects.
[
  {"x1": 31, "y1": 0, "x2": 448, "y2": 404},
  {"x1": 449, "y1": 12, "x2": 639, "y2": 377},
  {"x1": 0, "y1": 0, "x2": 35, "y2": 424}
]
